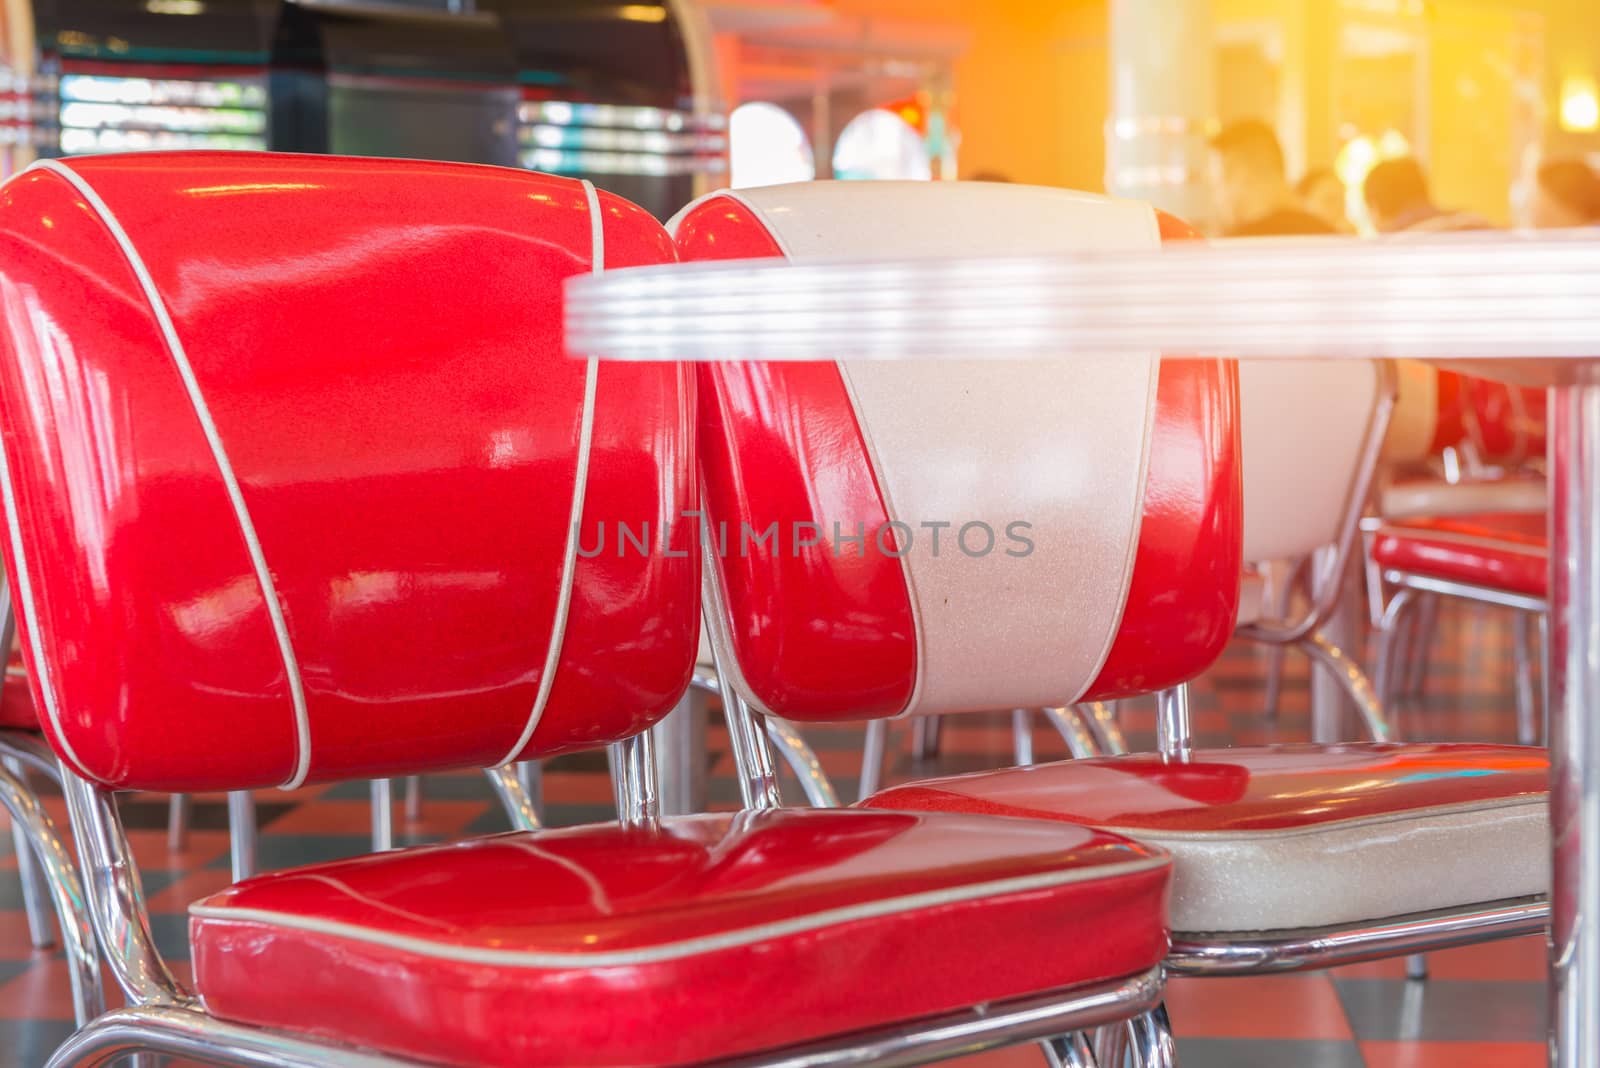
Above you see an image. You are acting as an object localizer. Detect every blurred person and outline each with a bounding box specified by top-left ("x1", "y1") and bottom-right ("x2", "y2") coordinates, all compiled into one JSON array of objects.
[
  {"x1": 1296, "y1": 168, "x2": 1352, "y2": 233},
  {"x1": 1526, "y1": 158, "x2": 1600, "y2": 228},
  {"x1": 1208, "y1": 119, "x2": 1334, "y2": 236},
  {"x1": 1362, "y1": 156, "x2": 1487, "y2": 233}
]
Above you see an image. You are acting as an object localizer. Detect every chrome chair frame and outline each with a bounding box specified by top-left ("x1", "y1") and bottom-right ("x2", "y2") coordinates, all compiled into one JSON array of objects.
[
  {"x1": 1372, "y1": 569, "x2": 1548, "y2": 746},
  {"x1": 1236, "y1": 360, "x2": 1400, "y2": 744},
  {"x1": 44, "y1": 726, "x2": 1173, "y2": 1068}
]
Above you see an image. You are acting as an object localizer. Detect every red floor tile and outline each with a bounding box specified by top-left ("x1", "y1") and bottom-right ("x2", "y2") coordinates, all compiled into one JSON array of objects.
[
  {"x1": 1360, "y1": 1040, "x2": 1547, "y2": 1067},
  {"x1": 1166, "y1": 974, "x2": 1356, "y2": 1040}
]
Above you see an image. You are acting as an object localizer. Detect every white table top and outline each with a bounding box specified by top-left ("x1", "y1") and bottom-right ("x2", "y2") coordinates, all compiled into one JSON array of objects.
[{"x1": 565, "y1": 230, "x2": 1600, "y2": 386}]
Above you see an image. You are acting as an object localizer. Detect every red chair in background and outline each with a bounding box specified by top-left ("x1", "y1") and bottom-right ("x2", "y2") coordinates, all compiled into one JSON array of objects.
[
  {"x1": 1365, "y1": 367, "x2": 1550, "y2": 743},
  {"x1": 675, "y1": 183, "x2": 1548, "y2": 1039},
  {"x1": 0, "y1": 154, "x2": 1177, "y2": 1068}
]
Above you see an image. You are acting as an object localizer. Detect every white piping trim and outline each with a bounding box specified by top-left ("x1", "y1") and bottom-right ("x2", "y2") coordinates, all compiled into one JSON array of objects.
[
  {"x1": 496, "y1": 179, "x2": 603, "y2": 767},
  {"x1": 189, "y1": 853, "x2": 1168, "y2": 969},
  {"x1": 0, "y1": 398, "x2": 86, "y2": 774},
  {"x1": 1100, "y1": 791, "x2": 1550, "y2": 842},
  {"x1": 29, "y1": 160, "x2": 313, "y2": 788}
]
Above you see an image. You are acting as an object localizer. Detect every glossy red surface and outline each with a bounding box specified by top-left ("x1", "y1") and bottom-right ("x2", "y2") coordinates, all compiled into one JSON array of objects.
[
  {"x1": 527, "y1": 196, "x2": 698, "y2": 758},
  {"x1": 1087, "y1": 212, "x2": 1242, "y2": 698},
  {"x1": 1432, "y1": 370, "x2": 1468, "y2": 453},
  {"x1": 0, "y1": 155, "x2": 695, "y2": 789},
  {"x1": 862, "y1": 743, "x2": 1549, "y2": 833},
  {"x1": 1372, "y1": 512, "x2": 1548, "y2": 599},
  {"x1": 676, "y1": 195, "x2": 917, "y2": 720},
  {"x1": 1465, "y1": 377, "x2": 1547, "y2": 464},
  {"x1": 191, "y1": 809, "x2": 1171, "y2": 1067}
]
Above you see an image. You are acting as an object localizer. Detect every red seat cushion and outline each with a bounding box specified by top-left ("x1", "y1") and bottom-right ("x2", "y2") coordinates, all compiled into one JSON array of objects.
[
  {"x1": 190, "y1": 809, "x2": 1170, "y2": 1068},
  {"x1": 1371, "y1": 512, "x2": 1547, "y2": 598},
  {"x1": 864, "y1": 744, "x2": 1548, "y2": 933}
]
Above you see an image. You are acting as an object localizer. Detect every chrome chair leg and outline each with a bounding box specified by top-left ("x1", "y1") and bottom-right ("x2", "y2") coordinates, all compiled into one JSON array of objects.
[
  {"x1": 763, "y1": 718, "x2": 841, "y2": 808},
  {"x1": 483, "y1": 765, "x2": 541, "y2": 831},
  {"x1": 857, "y1": 719, "x2": 889, "y2": 802},
  {"x1": 403, "y1": 776, "x2": 422, "y2": 823},
  {"x1": 1082, "y1": 700, "x2": 1129, "y2": 755},
  {"x1": 1012, "y1": 708, "x2": 1035, "y2": 765},
  {"x1": 516, "y1": 761, "x2": 544, "y2": 822},
  {"x1": 1513, "y1": 610, "x2": 1540, "y2": 745},
  {"x1": 1091, "y1": 1020, "x2": 1129, "y2": 1068},
  {"x1": 1300, "y1": 630, "x2": 1391, "y2": 742},
  {"x1": 1042, "y1": 1032, "x2": 1099, "y2": 1068},
  {"x1": 1044, "y1": 706, "x2": 1102, "y2": 759},
  {"x1": 1402, "y1": 591, "x2": 1440, "y2": 698},
  {"x1": 44, "y1": 1004, "x2": 412, "y2": 1068},
  {"x1": 4, "y1": 754, "x2": 55, "y2": 948},
  {"x1": 165, "y1": 795, "x2": 191, "y2": 853},
  {"x1": 1406, "y1": 952, "x2": 1429, "y2": 981},
  {"x1": 1128, "y1": 1004, "x2": 1176, "y2": 1068},
  {"x1": 1261, "y1": 557, "x2": 1302, "y2": 719},
  {"x1": 369, "y1": 780, "x2": 393, "y2": 852},
  {"x1": 0, "y1": 760, "x2": 105, "y2": 1025},
  {"x1": 1539, "y1": 611, "x2": 1551, "y2": 744},
  {"x1": 1372, "y1": 586, "x2": 1420, "y2": 730},
  {"x1": 227, "y1": 791, "x2": 257, "y2": 881},
  {"x1": 911, "y1": 715, "x2": 943, "y2": 760}
]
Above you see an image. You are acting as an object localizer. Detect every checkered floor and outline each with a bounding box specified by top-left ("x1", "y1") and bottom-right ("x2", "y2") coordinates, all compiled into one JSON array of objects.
[{"x1": 0, "y1": 598, "x2": 1549, "y2": 1067}]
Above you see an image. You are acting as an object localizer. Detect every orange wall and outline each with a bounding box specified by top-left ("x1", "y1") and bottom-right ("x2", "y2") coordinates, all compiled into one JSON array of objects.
[{"x1": 827, "y1": 0, "x2": 1111, "y2": 190}]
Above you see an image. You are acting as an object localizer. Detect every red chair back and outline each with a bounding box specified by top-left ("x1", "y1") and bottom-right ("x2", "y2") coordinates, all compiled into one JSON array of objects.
[
  {"x1": 0, "y1": 153, "x2": 698, "y2": 791},
  {"x1": 673, "y1": 182, "x2": 1241, "y2": 720}
]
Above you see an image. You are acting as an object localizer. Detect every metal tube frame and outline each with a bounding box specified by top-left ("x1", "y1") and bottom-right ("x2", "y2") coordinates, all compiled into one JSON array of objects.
[
  {"x1": 1548, "y1": 380, "x2": 1597, "y2": 1068},
  {"x1": 0, "y1": 756, "x2": 104, "y2": 1025},
  {"x1": 1043, "y1": 706, "x2": 1102, "y2": 759},
  {"x1": 763, "y1": 717, "x2": 841, "y2": 808},
  {"x1": 44, "y1": 967, "x2": 1166, "y2": 1068},
  {"x1": 607, "y1": 731, "x2": 661, "y2": 830},
  {"x1": 1168, "y1": 895, "x2": 1548, "y2": 976}
]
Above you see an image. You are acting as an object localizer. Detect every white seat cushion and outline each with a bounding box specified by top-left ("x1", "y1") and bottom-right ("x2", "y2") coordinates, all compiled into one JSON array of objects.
[{"x1": 863, "y1": 743, "x2": 1549, "y2": 933}]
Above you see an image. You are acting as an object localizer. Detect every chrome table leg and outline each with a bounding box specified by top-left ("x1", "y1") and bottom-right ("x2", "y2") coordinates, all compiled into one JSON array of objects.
[{"x1": 1549, "y1": 380, "x2": 1600, "y2": 1068}]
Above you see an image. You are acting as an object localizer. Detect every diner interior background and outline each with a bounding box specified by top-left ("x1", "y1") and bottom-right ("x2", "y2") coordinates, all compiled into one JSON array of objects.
[{"x1": 0, "y1": 2, "x2": 1591, "y2": 1068}]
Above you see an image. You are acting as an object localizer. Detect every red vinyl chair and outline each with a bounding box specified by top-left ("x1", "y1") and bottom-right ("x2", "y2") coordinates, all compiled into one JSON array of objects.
[
  {"x1": 674, "y1": 182, "x2": 1548, "y2": 1012},
  {"x1": 1362, "y1": 365, "x2": 1550, "y2": 743},
  {"x1": 0, "y1": 154, "x2": 1175, "y2": 1068}
]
